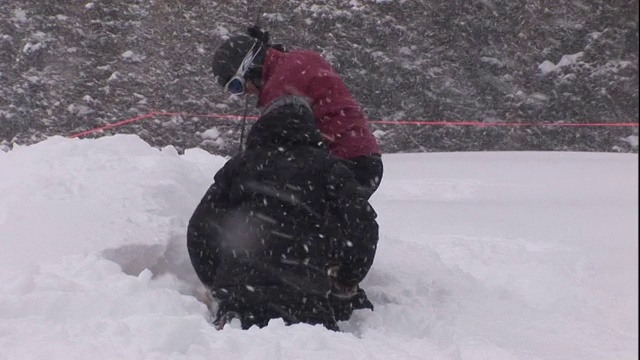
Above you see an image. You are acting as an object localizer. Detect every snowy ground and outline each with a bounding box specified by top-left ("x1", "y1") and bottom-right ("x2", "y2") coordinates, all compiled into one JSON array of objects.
[{"x1": 0, "y1": 135, "x2": 637, "y2": 360}]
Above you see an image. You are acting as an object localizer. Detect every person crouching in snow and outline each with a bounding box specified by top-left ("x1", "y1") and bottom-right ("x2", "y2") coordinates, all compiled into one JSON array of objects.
[
  {"x1": 210, "y1": 25, "x2": 383, "y2": 200},
  {"x1": 186, "y1": 96, "x2": 379, "y2": 331}
]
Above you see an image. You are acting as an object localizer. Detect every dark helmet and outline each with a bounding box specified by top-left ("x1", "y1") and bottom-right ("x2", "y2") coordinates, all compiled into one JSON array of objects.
[
  {"x1": 211, "y1": 34, "x2": 261, "y2": 88},
  {"x1": 211, "y1": 26, "x2": 286, "y2": 89}
]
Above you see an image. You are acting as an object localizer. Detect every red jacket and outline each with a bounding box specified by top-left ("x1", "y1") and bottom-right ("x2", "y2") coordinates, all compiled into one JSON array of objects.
[{"x1": 257, "y1": 48, "x2": 380, "y2": 159}]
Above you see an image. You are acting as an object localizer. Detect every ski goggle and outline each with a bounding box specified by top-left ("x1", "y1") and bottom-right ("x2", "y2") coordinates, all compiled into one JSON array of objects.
[{"x1": 224, "y1": 41, "x2": 262, "y2": 95}]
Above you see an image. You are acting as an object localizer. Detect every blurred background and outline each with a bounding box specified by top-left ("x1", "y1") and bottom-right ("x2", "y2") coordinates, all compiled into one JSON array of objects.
[{"x1": 0, "y1": 0, "x2": 638, "y2": 155}]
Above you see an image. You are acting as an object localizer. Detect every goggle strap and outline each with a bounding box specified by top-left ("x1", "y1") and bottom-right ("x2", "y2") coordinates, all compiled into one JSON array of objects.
[
  {"x1": 240, "y1": 41, "x2": 261, "y2": 75},
  {"x1": 224, "y1": 40, "x2": 262, "y2": 95}
]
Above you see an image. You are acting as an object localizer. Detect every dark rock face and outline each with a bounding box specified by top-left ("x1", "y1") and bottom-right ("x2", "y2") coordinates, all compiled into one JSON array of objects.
[{"x1": 1, "y1": 1, "x2": 638, "y2": 155}]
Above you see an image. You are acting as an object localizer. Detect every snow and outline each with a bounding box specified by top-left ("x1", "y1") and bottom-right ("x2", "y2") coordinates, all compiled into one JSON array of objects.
[
  {"x1": 121, "y1": 50, "x2": 136, "y2": 59},
  {"x1": 67, "y1": 103, "x2": 94, "y2": 115},
  {"x1": 0, "y1": 135, "x2": 637, "y2": 360},
  {"x1": 107, "y1": 71, "x2": 120, "y2": 82},
  {"x1": 23, "y1": 42, "x2": 44, "y2": 55},
  {"x1": 538, "y1": 52, "x2": 585, "y2": 75},
  {"x1": 200, "y1": 128, "x2": 220, "y2": 140},
  {"x1": 121, "y1": 50, "x2": 145, "y2": 62},
  {"x1": 479, "y1": 57, "x2": 505, "y2": 68},
  {"x1": 12, "y1": 9, "x2": 27, "y2": 23},
  {"x1": 592, "y1": 60, "x2": 635, "y2": 77},
  {"x1": 622, "y1": 135, "x2": 639, "y2": 148}
]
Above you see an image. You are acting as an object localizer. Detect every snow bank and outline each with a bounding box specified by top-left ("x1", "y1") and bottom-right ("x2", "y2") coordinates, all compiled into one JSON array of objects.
[{"x1": 0, "y1": 135, "x2": 637, "y2": 359}]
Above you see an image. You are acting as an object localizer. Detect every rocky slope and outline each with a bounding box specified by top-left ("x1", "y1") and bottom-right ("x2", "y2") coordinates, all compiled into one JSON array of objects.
[{"x1": 1, "y1": 0, "x2": 638, "y2": 155}]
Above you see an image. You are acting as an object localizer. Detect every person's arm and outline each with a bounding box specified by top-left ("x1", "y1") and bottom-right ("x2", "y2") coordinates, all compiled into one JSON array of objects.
[
  {"x1": 326, "y1": 161, "x2": 379, "y2": 287},
  {"x1": 259, "y1": 51, "x2": 356, "y2": 126},
  {"x1": 186, "y1": 157, "x2": 242, "y2": 288},
  {"x1": 258, "y1": 54, "x2": 313, "y2": 107},
  {"x1": 302, "y1": 56, "x2": 369, "y2": 156}
]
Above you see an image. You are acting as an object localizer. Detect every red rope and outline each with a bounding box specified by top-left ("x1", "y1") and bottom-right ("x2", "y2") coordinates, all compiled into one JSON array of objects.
[
  {"x1": 67, "y1": 111, "x2": 639, "y2": 138},
  {"x1": 68, "y1": 112, "x2": 160, "y2": 138},
  {"x1": 369, "y1": 120, "x2": 639, "y2": 127}
]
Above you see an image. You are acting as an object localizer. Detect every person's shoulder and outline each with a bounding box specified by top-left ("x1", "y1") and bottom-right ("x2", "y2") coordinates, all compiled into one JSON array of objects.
[
  {"x1": 288, "y1": 48, "x2": 320, "y2": 56},
  {"x1": 290, "y1": 146, "x2": 333, "y2": 164},
  {"x1": 280, "y1": 49, "x2": 329, "y2": 66}
]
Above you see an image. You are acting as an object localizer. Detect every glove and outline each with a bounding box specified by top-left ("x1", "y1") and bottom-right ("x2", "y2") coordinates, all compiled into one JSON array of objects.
[
  {"x1": 247, "y1": 25, "x2": 270, "y2": 44},
  {"x1": 329, "y1": 287, "x2": 374, "y2": 321},
  {"x1": 247, "y1": 25, "x2": 287, "y2": 52},
  {"x1": 327, "y1": 265, "x2": 358, "y2": 299}
]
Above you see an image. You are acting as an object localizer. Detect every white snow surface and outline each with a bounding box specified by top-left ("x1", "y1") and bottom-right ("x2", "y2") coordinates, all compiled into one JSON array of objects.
[
  {"x1": 0, "y1": 135, "x2": 637, "y2": 360},
  {"x1": 538, "y1": 52, "x2": 584, "y2": 75}
]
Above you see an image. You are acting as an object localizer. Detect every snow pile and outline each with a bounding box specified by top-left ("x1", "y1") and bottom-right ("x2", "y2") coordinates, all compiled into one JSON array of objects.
[
  {"x1": 538, "y1": 52, "x2": 584, "y2": 75},
  {"x1": 0, "y1": 135, "x2": 637, "y2": 359}
]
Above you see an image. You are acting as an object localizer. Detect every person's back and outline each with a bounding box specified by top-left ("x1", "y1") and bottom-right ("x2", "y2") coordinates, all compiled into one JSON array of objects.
[
  {"x1": 258, "y1": 49, "x2": 378, "y2": 159},
  {"x1": 211, "y1": 27, "x2": 384, "y2": 200},
  {"x1": 187, "y1": 96, "x2": 379, "y2": 330}
]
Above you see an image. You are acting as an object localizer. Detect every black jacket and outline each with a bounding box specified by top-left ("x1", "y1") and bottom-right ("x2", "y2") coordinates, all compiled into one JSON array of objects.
[{"x1": 187, "y1": 97, "x2": 378, "y2": 304}]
